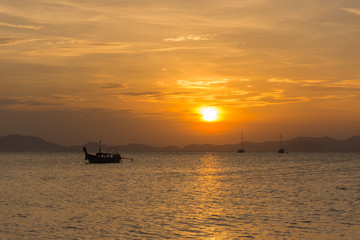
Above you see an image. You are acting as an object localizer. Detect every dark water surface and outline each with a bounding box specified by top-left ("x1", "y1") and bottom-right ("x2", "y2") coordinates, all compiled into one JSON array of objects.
[{"x1": 1, "y1": 152, "x2": 359, "y2": 239}]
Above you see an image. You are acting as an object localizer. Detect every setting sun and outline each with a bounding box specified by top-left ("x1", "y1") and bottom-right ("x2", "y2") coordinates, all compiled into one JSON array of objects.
[{"x1": 199, "y1": 107, "x2": 220, "y2": 122}]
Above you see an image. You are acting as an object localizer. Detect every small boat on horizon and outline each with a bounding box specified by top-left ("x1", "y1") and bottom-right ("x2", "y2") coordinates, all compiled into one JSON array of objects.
[
  {"x1": 278, "y1": 133, "x2": 285, "y2": 153},
  {"x1": 237, "y1": 132, "x2": 245, "y2": 153},
  {"x1": 82, "y1": 141, "x2": 133, "y2": 164}
]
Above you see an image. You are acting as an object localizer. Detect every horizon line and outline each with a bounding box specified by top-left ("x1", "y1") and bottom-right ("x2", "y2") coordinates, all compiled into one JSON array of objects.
[{"x1": 1, "y1": 133, "x2": 359, "y2": 148}]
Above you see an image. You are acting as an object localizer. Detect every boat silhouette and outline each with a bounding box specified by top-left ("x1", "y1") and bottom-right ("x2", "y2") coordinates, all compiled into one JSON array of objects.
[
  {"x1": 83, "y1": 141, "x2": 133, "y2": 163},
  {"x1": 237, "y1": 132, "x2": 245, "y2": 153},
  {"x1": 278, "y1": 133, "x2": 285, "y2": 153}
]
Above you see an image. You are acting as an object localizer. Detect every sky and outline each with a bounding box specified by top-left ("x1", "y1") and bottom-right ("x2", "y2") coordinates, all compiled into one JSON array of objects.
[{"x1": 1, "y1": 0, "x2": 360, "y2": 146}]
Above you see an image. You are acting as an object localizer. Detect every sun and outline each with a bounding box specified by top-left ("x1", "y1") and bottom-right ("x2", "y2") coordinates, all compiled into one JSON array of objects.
[{"x1": 199, "y1": 107, "x2": 220, "y2": 122}]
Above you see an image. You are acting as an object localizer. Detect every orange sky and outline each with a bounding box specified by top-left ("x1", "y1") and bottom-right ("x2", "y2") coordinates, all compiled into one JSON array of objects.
[{"x1": 1, "y1": 0, "x2": 360, "y2": 146}]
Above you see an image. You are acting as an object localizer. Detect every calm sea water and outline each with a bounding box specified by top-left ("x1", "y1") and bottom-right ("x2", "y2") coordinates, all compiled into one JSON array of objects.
[{"x1": 1, "y1": 152, "x2": 359, "y2": 239}]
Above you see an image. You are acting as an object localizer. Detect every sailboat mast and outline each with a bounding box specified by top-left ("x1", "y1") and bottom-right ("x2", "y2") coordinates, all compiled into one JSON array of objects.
[
  {"x1": 278, "y1": 133, "x2": 286, "y2": 153},
  {"x1": 241, "y1": 132, "x2": 244, "y2": 149}
]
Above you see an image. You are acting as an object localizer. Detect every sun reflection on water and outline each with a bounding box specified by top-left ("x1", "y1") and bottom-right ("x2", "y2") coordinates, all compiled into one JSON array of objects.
[{"x1": 192, "y1": 154, "x2": 231, "y2": 239}]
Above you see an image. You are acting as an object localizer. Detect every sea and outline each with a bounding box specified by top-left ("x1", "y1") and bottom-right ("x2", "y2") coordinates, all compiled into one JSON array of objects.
[{"x1": 1, "y1": 151, "x2": 359, "y2": 239}]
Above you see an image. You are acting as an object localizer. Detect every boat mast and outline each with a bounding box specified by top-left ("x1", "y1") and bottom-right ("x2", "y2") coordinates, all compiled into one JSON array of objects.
[
  {"x1": 237, "y1": 131, "x2": 245, "y2": 153},
  {"x1": 99, "y1": 140, "x2": 102, "y2": 153},
  {"x1": 278, "y1": 133, "x2": 285, "y2": 153},
  {"x1": 241, "y1": 132, "x2": 245, "y2": 150}
]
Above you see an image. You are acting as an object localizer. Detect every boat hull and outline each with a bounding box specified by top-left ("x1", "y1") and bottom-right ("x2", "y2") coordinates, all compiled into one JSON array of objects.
[{"x1": 85, "y1": 153, "x2": 121, "y2": 164}]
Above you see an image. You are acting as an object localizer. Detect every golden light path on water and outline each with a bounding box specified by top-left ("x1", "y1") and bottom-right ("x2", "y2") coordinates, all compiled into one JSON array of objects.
[{"x1": 196, "y1": 154, "x2": 229, "y2": 239}]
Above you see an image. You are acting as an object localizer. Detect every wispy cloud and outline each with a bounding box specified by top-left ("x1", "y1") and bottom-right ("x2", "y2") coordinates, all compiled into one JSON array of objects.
[
  {"x1": 87, "y1": 80, "x2": 128, "y2": 89},
  {"x1": 301, "y1": 80, "x2": 329, "y2": 87},
  {"x1": 120, "y1": 91, "x2": 162, "y2": 97},
  {"x1": 163, "y1": 34, "x2": 217, "y2": 42},
  {"x1": 10, "y1": 38, "x2": 135, "y2": 56},
  {"x1": 245, "y1": 90, "x2": 309, "y2": 105},
  {"x1": 231, "y1": 90, "x2": 250, "y2": 96},
  {"x1": 140, "y1": 46, "x2": 215, "y2": 53},
  {"x1": 315, "y1": 94, "x2": 357, "y2": 100},
  {"x1": 343, "y1": 8, "x2": 360, "y2": 16},
  {"x1": 51, "y1": 94, "x2": 86, "y2": 102},
  {"x1": 328, "y1": 80, "x2": 360, "y2": 88},
  {"x1": 0, "y1": 22, "x2": 42, "y2": 30},
  {"x1": 0, "y1": 38, "x2": 17, "y2": 45},
  {"x1": 118, "y1": 90, "x2": 196, "y2": 103},
  {"x1": 268, "y1": 78, "x2": 332, "y2": 87},
  {"x1": 268, "y1": 78, "x2": 299, "y2": 84},
  {"x1": 177, "y1": 79, "x2": 228, "y2": 89},
  {"x1": 119, "y1": 91, "x2": 194, "y2": 97},
  {"x1": 84, "y1": 107, "x2": 133, "y2": 114},
  {"x1": 2, "y1": 35, "x2": 216, "y2": 57},
  {"x1": 101, "y1": 83, "x2": 127, "y2": 89},
  {"x1": 163, "y1": 36, "x2": 185, "y2": 42},
  {"x1": 0, "y1": 97, "x2": 61, "y2": 107},
  {"x1": 0, "y1": 95, "x2": 86, "y2": 108},
  {"x1": 0, "y1": 37, "x2": 41, "y2": 46}
]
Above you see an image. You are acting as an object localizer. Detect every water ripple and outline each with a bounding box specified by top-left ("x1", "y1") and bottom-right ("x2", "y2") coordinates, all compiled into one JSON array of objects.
[{"x1": 1, "y1": 152, "x2": 359, "y2": 239}]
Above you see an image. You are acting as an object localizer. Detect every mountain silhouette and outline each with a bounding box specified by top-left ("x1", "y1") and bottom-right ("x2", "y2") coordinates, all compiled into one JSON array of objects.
[
  {"x1": 0, "y1": 134, "x2": 359, "y2": 152},
  {"x1": 0, "y1": 135, "x2": 66, "y2": 152}
]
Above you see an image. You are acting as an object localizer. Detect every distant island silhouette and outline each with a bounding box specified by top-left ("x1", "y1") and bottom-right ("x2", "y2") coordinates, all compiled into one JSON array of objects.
[{"x1": 0, "y1": 134, "x2": 359, "y2": 152}]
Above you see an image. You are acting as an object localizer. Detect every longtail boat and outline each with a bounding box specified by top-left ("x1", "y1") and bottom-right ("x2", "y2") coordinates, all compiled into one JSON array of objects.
[{"x1": 83, "y1": 141, "x2": 133, "y2": 164}]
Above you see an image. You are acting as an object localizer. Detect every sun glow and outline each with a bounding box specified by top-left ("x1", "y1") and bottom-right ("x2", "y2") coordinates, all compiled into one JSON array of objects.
[{"x1": 199, "y1": 107, "x2": 220, "y2": 122}]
